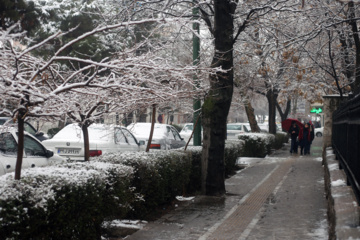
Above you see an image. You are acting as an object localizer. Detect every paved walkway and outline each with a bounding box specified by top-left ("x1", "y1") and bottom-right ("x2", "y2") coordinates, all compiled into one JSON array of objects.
[{"x1": 126, "y1": 137, "x2": 328, "y2": 240}]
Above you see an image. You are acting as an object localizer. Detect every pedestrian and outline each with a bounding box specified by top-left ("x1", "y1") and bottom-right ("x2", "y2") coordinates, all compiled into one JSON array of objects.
[
  {"x1": 298, "y1": 122, "x2": 314, "y2": 155},
  {"x1": 308, "y1": 121, "x2": 315, "y2": 154},
  {"x1": 288, "y1": 121, "x2": 299, "y2": 154}
]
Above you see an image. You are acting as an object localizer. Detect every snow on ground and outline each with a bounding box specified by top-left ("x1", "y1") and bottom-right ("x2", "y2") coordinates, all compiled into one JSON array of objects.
[
  {"x1": 328, "y1": 163, "x2": 339, "y2": 171},
  {"x1": 307, "y1": 219, "x2": 328, "y2": 239},
  {"x1": 102, "y1": 219, "x2": 147, "y2": 230},
  {"x1": 331, "y1": 179, "x2": 346, "y2": 187},
  {"x1": 176, "y1": 196, "x2": 195, "y2": 201},
  {"x1": 236, "y1": 157, "x2": 264, "y2": 166}
]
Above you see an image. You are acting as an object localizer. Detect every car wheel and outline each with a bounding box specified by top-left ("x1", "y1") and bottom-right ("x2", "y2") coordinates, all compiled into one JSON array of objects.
[{"x1": 316, "y1": 132, "x2": 322, "y2": 137}]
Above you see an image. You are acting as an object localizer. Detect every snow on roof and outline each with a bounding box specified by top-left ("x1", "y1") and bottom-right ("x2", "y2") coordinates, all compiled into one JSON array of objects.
[
  {"x1": 127, "y1": 123, "x2": 168, "y2": 138},
  {"x1": 51, "y1": 123, "x2": 116, "y2": 141}
]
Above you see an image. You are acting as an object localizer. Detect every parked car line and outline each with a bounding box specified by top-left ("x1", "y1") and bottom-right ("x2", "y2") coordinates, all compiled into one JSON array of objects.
[{"x1": 42, "y1": 123, "x2": 144, "y2": 161}]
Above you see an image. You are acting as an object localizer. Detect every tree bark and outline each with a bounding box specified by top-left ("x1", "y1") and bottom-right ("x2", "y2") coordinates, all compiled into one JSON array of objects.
[
  {"x1": 82, "y1": 124, "x2": 90, "y2": 161},
  {"x1": 276, "y1": 99, "x2": 291, "y2": 122},
  {"x1": 15, "y1": 112, "x2": 25, "y2": 180},
  {"x1": 349, "y1": 1, "x2": 360, "y2": 93},
  {"x1": 146, "y1": 105, "x2": 156, "y2": 152},
  {"x1": 202, "y1": 0, "x2": 234, "y2": 196},
  {"x1": 266, "y1": 89, "x2": 278, "y2": 134},
  {"x1": 244, "y1": 101, "x2": 261, "y2": 132}
]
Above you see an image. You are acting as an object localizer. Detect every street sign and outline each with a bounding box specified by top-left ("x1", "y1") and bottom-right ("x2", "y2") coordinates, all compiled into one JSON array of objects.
[{"x1": 310, "y1": 107, "x2": 323, "y2": 114}]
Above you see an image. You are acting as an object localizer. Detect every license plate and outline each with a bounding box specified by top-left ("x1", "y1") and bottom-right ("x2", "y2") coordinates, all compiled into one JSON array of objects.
[{"x1": 58, "y1": 148, "x2": 80, "y2": 155}]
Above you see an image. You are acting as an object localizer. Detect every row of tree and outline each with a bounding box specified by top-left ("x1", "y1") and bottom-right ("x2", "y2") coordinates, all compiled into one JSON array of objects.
[{"x1": 1, "y1": 0, "x2": 360, "y2": 195}]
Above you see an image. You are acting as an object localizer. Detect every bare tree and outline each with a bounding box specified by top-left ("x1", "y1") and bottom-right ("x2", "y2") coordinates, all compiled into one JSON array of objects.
[{"x1": 0, "y1": 14, "x2": 210, "y2": 177}]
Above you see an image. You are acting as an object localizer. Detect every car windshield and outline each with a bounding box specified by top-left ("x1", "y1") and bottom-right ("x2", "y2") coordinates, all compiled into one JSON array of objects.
[
  {"x1": 52, "y1": 124, "x2": 113, "y2": 141},
  {"x1": 182, "y1": 124, "x2": 193, "y2": 132},
  {"x1": 227, "y1": 124, "x2": 242, "y2": 131}
]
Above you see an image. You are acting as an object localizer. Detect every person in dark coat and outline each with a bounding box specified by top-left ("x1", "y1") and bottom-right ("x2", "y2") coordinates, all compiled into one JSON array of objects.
[
  {"x1": 308, "y1": 121, "x2": 315, "y2": 154},
  {"x1": 288, "y1": 121, "x2": 299, "y2": 153},
  {"x1": 299, "y1": 122, "x2": 315, "y2": 155}
]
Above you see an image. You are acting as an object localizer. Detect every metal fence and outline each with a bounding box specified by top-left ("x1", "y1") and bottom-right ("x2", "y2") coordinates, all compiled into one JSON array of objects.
[{"x1": 332, "y1": 94, "x2": 360, "y2": 202}]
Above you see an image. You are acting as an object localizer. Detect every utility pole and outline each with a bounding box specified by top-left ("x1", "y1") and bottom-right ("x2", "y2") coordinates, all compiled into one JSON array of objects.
[{"x1": 193, "y1": 2, "x2": 201, "y2": 146}]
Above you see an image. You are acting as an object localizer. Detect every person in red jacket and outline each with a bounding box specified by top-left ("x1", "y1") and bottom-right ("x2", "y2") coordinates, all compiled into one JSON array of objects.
[{"x1": 298, "y1": 122, "x2": 315, "y2": 155}]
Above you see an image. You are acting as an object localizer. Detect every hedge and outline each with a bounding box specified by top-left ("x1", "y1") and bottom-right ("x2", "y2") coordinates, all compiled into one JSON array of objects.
[
  {"x1": 96, "y1": 151, "x2": 192, "y2": 219},
  {"x1": 238, "y1": 132, "x2": 287, "y2": 158},
  {"x1": 0, "y1": 141, "x2": 244, "y2": 239},
  {"x1": 0, "y1": 162, "x2": 134, "y2": 240}
]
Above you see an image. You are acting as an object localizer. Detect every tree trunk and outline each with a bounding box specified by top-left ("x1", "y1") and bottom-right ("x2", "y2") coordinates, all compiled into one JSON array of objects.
[
  {"x1": 202, "y1": 0, "x2": 234, "y2": 196},
  {"x1": 266, "y1": 89, "x2": 278, "y2": 134},
  {"x1": 244, "y1": 101, "x2": 261, "y2": 132},
  {"x1": 292, "y1": 94, "x2": 298, "y2": 116},
  {"x1": 349, "y1": 1, "x2": 360, "y2": 93},
  {"x1": 15, "y1": 113, "x2": 25, "y2": 180},
  {"x1": 276, "y1": 99, "x2": 291, "y2": 122},
  {"x1": 146, "y1": 105, "x2": 156, "y2": 152},
  {"x1": 82, "y1": 124, "x2": 90, "y2": 161}
]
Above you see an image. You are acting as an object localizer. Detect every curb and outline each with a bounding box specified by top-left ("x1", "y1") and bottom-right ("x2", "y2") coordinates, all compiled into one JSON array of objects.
[{"x1": 324, "y1": 147, "x2": 360, "y2": 240}]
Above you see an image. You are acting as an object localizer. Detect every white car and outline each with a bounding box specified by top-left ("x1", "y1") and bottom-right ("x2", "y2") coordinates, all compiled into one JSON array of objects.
[
  {"x1": 227, "y1": 123, "x2": 250, "y2": 140},
  {"x1": 0, "y1": 127, "x2": 64, "y2": 176},
  {"x1": 0, "y1": 117, "x2": 49, "y2": 141},
  {"x1": 315, "y1": 127, "x2": 323, "y2": 137},
  {"x1": 42, "y1": 123, "x2": 144, "y2": 161},
  {"x1": 179, "y1": 123, "x2": 203, "y2": 145},
  {"x1": 127, "y1": 123, "x2": 186, "y2": 150}
]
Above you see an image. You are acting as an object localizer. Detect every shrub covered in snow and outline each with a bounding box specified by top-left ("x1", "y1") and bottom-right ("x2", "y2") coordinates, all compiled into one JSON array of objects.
[
  {"x1": 238, "y1": 133, "x2": 275, "y2": 158},
  {"x1": 224, "y1": 140, "x2": 244, "y2": 176},
  {"x1": 0, "y1": 142, "x2": 244, "y2": 237},
  {"x1": 95, "y1": 151, "x2": 192, "y2": 219},
  {"x1": 179, "y1": 140, "x2": 244, "y2": 193},
  {"x1": 273, "y1": 132, "x2": 289, "y2": 149},
  {"x1": 0, "y1": 161, "x2": 134, "y2": 239}
]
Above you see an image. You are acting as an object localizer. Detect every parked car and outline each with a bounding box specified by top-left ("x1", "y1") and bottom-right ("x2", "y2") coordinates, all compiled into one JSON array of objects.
[
  {"x1": 242, "y1": 123, "x2": 268, "y2": 133},
  {"x1": 42, "y1": 123, "x2": 144, "y2": 161},
  {"x1": 227, "y1": 123, "x2": 250, "y2": 140},
  {"x1": 179, "y1": 123, "x2": 203, "y2": 145},
  {"x1": 257, "y1": 123, "x2": 284, "y2": 133},
  {"x1": 0, "y1": 117, "x2": 48, "y2": 141},
  {"x1": 127, "y1": 123, "x2": 186, "y2": 150},
  {"x1": 0, "y1": 127, "x2": 64, "y2": 176},
  {"x1": 315, "y1": 127, "x2": 323, "y2": 137}
]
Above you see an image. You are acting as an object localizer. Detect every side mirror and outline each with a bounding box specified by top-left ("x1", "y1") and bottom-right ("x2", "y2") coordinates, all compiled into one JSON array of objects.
[
  {"x1": 36, "y1": 132, "x2": 44, "y2": 137},
  {"x1": 46, "y1": 150, "x2": 54, "y2": 158},
  {"x1": 138, "y1": 140, "x2": 145, "y2": 146}
]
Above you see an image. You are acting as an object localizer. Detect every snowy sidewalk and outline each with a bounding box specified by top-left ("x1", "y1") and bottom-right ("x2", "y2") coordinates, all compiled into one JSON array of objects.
[{"x1": 125, "y1": 137, "x2": 328, "y2": 240}]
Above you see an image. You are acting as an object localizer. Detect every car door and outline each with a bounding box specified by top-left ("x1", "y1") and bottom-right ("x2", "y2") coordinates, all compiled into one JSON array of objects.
[
  {"x1": 122, "y1": 128, "x2": 140, "y2": 151},
  {"x1": 114, "y1": 128, "x2": 135, "y2": 152},
  {"x1": 23, "y1": 134, "x2": 49, "y2": 168},
  {"x1": 0, "y1": 132, "x2": 20, "y2": 174},
  {"x1": 170, "y1": 127, "x2": 186, "y2": 149}
]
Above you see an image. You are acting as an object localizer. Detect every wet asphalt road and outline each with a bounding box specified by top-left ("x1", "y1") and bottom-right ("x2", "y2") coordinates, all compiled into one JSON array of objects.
[{"x1": 125, "y1": 137, "x2": 328, "y2": 240}]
